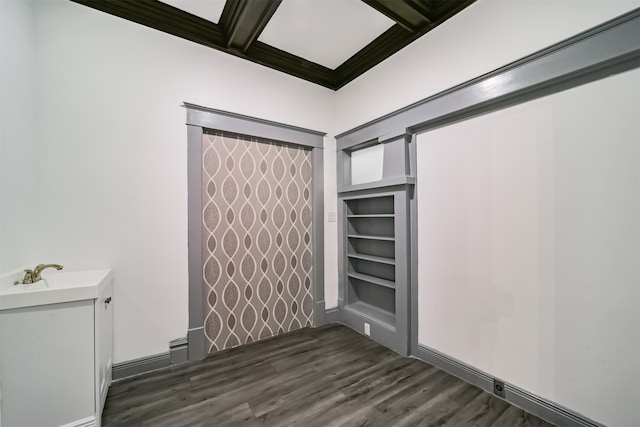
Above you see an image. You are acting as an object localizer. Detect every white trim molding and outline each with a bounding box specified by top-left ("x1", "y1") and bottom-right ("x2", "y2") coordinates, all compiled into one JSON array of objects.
[{"x1": 60, "y1": 415, "x2": 96, "y2": 427}]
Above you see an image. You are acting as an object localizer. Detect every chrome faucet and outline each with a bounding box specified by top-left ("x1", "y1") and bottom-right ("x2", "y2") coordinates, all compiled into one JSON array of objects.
[{"x1": 15, "y1": 264, "x2": 64, "y2": 284}]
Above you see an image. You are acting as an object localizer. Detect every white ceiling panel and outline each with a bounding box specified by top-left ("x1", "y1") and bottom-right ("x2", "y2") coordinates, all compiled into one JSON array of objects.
[
  {"x1": 162, "y1": 0, "x2": 226, "y2": 24},
  {"x1": 258, "y1": 0, "x2": 395, "y2": 70}
]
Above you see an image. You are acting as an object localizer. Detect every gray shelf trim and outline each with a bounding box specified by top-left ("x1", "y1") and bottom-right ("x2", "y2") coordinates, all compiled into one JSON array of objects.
[
  {"x1": 335, "y1": 8, "x2": 640, "y2": 149},
  {"x1": 344, "y1": 302, "x2": 396, "y2": 330},
  {"x1": 347, "y1": 234, "x2": 395, "y2": 241},
  {"x1": 392, "y1": 190, "x2": 410, "y2": 357},
  {"x1": 348, "y1": 272, "x2": 396, "y2": 289},
  {"x1": 338, "y1": 176, "x2": 416, "y2": 194},
  {"x1": 347, "y1": 252, "x2": 396, "y2": 265},
  {"x1": 343, "y1": 190, "x2": 398, "y2": 201},
  {"x1": 408, "y1": 135, "x2": 419, "y2": 357},
  {"x1": 347, "y1": 214, "x2": 395, "y2": 218},
  {"x1": 184, "y1": 102, "x2": 326, "y2": 148},
  {"x1": 415, "y1": 344, "x2": 606, "y2": 427}
]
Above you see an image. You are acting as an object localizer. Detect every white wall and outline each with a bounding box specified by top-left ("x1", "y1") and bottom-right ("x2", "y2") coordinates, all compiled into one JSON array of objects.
[
  {"x1": 2, "y1": 1, "x2": 637, "y2": 402},
  {"x1": 333, "y1": 0, "x2": 640, "y2": 133},
  {"x1": 27, "y1": 0, "x2": 335, "y2": 363},
  {"x1": 318, "y1": 0, "x2": 640, "y2": 309},
  {"x1": 0, "y1": 0, "x2": 40, "y2": 274},
  {"x1": 0, "y1": 2, "x2": 39, "y2": 422},
  {"x1": 416, "y1": 69, "x2": 640, "y2": 427}
]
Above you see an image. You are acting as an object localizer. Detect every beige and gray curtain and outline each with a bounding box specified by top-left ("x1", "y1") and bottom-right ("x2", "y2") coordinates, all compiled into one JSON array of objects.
[{"x1": 201, "y1": 132, "x2": 313, "y2": 353}]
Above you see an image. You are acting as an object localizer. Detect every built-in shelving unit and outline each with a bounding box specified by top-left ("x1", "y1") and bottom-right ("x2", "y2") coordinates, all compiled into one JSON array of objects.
[
  {"x1": 340, "y1": 189, "x2": 410, "y2": 355},
  {"x1": 336, "y1": 133, "x2": 414, "y2": 356}
]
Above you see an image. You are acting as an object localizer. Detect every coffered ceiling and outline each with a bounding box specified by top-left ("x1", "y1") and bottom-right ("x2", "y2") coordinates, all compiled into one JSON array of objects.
[{"x1": 70, "y1": 0, "x2": 476, "y2": 90}]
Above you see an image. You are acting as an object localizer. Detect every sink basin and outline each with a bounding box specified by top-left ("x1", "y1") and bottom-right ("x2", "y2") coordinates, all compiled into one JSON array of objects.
[
  {"x1": 0, "y1": 269, "x2": 112, "y2": 311},
  {"x1": 8, "y1": 280, "x2": 49, "y2": 291}
]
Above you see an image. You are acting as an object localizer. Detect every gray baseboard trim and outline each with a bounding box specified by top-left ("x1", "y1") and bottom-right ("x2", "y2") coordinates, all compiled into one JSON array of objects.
[
  {"x1": 169, "y1": 336, "x2": 189, "y2": 365},
  {"x1": 112, "y1": 352, "x2": 171, "y2": 381},
  {"x1": 324, "y1": 307, "x2": 341, "y2": 324},
  {"x1": 113, "y1": 336, "x2": 190, "y2": 381},
  {"x1": 414, "y1": 344, "x2": 605, "y2": 427}
]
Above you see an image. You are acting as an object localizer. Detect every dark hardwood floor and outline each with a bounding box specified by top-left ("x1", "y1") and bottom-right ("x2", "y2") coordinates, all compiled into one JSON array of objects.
[{"x1": 102, "y1": 325, "x2": 555, "y2": 427}]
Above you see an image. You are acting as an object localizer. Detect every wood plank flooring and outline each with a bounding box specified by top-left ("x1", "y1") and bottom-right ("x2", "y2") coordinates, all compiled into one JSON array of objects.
[{"x1": 102, "y1": 325, "x2": 555, "y2": 427}]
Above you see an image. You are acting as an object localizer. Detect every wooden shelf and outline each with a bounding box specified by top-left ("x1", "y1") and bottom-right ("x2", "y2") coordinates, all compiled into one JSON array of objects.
[
  {"x1": 347, "y1": 234, "x2": 395, "y2": 242},
  {"x1": 345, "y1": 302, "x2": 396, "y2": 328},
  {"x1": 347, "y1": 214, "x2": 394, "y2": 218},
  {"x1": 347, "y1": 253, "x2": 395, "y2": 265},
  {"x1": 348, "y1": 272, "x2": 395, "y2": 290}
]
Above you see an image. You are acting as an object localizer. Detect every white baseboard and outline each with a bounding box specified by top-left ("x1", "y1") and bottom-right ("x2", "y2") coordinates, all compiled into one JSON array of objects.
[{"x1": 60, "y1": 415, "x2": 96, "y2": 427}]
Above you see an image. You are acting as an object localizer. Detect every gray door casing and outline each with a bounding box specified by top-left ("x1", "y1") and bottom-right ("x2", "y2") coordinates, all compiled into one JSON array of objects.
[{"x1": 185, "y1": 104, "x2": 326, "y2": 361}]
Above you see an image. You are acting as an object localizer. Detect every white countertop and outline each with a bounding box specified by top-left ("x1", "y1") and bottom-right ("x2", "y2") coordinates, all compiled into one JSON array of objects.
[{"x1": 0, "y1": 269, "x2": 113, "y2": 311}]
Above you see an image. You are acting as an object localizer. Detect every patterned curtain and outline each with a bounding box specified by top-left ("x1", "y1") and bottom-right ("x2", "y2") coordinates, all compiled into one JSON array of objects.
[{"x1": 201, "y1": 132, "x2": 314, "y2": 353}]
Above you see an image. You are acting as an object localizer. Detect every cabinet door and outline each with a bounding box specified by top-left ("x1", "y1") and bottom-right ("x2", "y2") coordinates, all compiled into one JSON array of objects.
[
  {"x1": 0, "y1": 301, "x2": 94, "y2": 427},
  {"x1": 95, "y1": 282, "x2": 113, "y2": 412}
]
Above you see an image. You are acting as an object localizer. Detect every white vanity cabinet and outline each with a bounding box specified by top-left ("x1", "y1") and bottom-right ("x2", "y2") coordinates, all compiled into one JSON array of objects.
[
  {"x1": 0, "y1": 270, "x2": 113, "y2": 427},
  {"x1": 95, "y1": 278, "x2": 114, "y2": 417}
]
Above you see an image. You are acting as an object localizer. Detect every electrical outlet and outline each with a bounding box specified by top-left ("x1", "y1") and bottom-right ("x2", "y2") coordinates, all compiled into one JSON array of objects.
[
  {"x1": 364, "y1": 323, "x2": 370, "y2": 336},
  {"x1": 328, "y1": 212, "x2": 336, "y2": 222},
  {"x1": 493, "y1": 378, "x2": 505, "y2": 398}
]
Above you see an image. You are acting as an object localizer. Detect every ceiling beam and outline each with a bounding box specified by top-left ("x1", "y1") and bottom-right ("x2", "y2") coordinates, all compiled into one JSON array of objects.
[
  {"x1": 336, "y1": 0, "x2": 477, "y2": 89},
  {"x1": 69, "y1": 0, "x2": 335, "y2": 89},
  {"x1": 335, "y1": 24, "x2": 416, "y2": 89},
  {"x1": 70, "y1": 0, "x2": 227, "y2": 48},
  {"x1": 219, "y1": 0, "x2": 282, "y2": 53},
  {"x1": 361, "y1": 0, "x2": 432, "y2": 33},
  {"x1": 245, "y1": 41, "x2": 336, "y2": 89},
  {"x1": 69, "y1": 0, "x2": 475, "y2": 91}
]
